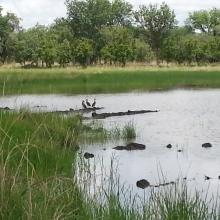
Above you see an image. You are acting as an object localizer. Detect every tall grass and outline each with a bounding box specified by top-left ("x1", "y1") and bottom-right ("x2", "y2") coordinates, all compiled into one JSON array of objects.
[
  {"x1": 0, "y1": 110, "x2": 219, "y2": 219},
  {"x1": 82, "y1": 120, "x2": 137, "y2": 143},
  {"x1": 76, "y1": 156, "x2": 220, "y2": 220},
  {"x1": 1, "y1": 67, "x2": 220, "y2": 95}
]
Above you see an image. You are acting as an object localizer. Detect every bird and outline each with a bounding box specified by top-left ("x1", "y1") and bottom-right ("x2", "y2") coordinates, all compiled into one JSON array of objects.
[
  {"x1": 82, "y1": 100, "x2": 87, "y2": 109},
  {"x1": 86, "y1": 99, "x2": 91, "y2": 107},
  {"x1": 92, "y1": 98, "x2": 96, "y2": 108}
]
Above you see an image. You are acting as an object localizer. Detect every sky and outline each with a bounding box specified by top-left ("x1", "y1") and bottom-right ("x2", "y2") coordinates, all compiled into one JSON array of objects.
[{"x1": 0, "y1": 0, "x2": 220, "y2": 28}]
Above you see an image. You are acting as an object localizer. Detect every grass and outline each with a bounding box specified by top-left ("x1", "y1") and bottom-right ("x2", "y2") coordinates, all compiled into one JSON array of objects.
[
  {"x1": 0, "y1": 110, "x2": 219, "y2": 219},
  {"x1": 0, "y1": 66, "x2": 220, "y2": 95},
  {"x1": 0, "y1": 65, "x2": 220, "y2": 219}
]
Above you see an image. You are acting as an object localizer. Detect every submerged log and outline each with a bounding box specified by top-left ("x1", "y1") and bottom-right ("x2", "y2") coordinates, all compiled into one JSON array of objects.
[
  {"x1": 113, "y1": 143, "x2": 146, "y2": 151},
  {"x1": 92, "y1": 109, "x2": 158, "y2": 119},
  {"x1": 53, "y1": 107, "x2": 104, "y2": 114}
]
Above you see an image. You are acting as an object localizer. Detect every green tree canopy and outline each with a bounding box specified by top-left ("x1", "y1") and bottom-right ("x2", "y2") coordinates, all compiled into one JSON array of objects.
[
  {"x1": 186, "y1": 8, "x2": 220, "y2": 35},
  {"x1": 135, "y1": 2, "x2": 176, "y2": 64},
  {"x1": 101, "y1": 26, "x2": 134, "y2": 66},
  {"x1": 0, "y1": 6, "x2": 20, "y2": 63}
]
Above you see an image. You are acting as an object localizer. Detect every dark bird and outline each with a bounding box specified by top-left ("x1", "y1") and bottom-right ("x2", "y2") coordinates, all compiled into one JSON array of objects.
[
  {"x1": 82, "y1": 100, "x2": 87, "y2": 109},
  {"x1": 92, "y1": 98, "x2": 96, "y2": 108},
  {"x1": 86, "y1": 99, "x2": 91, "y2": 107}
]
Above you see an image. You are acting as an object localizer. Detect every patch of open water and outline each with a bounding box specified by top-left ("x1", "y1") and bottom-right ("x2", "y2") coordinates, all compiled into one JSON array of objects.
[{"x1": 1, "y1": 89, "x2": 220, "y2": 200}]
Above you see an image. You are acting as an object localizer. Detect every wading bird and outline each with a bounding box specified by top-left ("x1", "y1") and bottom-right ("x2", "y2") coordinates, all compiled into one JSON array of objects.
[
  {"x1": 82, "y1": 100, "x2": 87, "y2": 109},
  {"x1": 92, "y1": 98, "x2": 96, "y2": 108},
  {"x1": 86, "y1": 99, "x2": 91, "y2": 107}
]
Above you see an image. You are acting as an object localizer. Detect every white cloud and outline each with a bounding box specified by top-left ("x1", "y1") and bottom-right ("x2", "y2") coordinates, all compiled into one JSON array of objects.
[
  {"x1": 0, "y1": 0, "x2": 220, "y2": 28},
  {"x1": 0, "y1": 0, "x2": 67, "y2": 28}
]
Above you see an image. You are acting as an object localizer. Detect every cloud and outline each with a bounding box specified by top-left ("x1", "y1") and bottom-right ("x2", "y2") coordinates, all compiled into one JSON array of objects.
[
  {"x1": 0, "y1": 0, "x2": 220, "y2": 28},
  {"x1": 0, "y1": 0, "x2": 67, "y2": 28}
]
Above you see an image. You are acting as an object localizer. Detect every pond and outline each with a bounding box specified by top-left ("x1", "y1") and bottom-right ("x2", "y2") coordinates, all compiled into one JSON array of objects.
[{"x1": 0, "y1": 89, "x2": 220, "y2": 201}]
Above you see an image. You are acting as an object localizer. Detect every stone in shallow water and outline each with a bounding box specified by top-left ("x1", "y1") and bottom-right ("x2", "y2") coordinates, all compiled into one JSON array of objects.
[
  {"x1": 136, "y1": 179, "x2": 150, "y2": 189},
  {"x1": 202, "y1": 143, "x2": 212, "y2": 148},
  {"x1": 166, "y1": 144, "x2": 172, "y2": 149},
  {"x1": 84, "y1": 152, "x2": 94, "y2": 159}
]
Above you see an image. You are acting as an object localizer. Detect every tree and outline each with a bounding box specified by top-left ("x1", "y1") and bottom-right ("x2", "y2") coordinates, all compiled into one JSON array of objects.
[
  {"x1": 186, "y1": 8, "x2": 220, "y2": 35},
  {"x1": 39, "y1": 33, "x2": 57, "y2": 68},
  {"x1": 0, "y1": 6, "x2": 20, "y2": 63},
  {"x1": 57, "y1": 39, "x2": 72, "y2": 67},
  {"x1": 134, "y1": 39, "x2": 154, "y2": 63},
  {"x1": 100, "y1": 27, "x2": 134, "y2": 66},
  {"x1": 161, "y1": 27, "x2": 191, "y2": 64},
  {"x1": 65, "y1": 0, "x2": 133, "y2": 63},
  {"x1": 72, "y1": 38, "x2": 94, "y2": 67},
  {"x1": 15, "y1": 25, "x2": 47, "y2": 67},
  {"x1": 135, "y1": 2, "x2": 176, "y2": 65}
]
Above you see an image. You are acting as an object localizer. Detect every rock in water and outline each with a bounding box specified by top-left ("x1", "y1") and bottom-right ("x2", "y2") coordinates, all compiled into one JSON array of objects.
[
  {"x1": 84, "y1": 152, "x2": 94, "y2": 159},
  {"x1": 166, "y1": 144, "x2": 172, "y2": 149},
  {"x1": 136, "y1": 179, "x2": 150, "y2": 189},
  {"x1": 202, "y1": 143, "x2": 212, "y2": 148}
]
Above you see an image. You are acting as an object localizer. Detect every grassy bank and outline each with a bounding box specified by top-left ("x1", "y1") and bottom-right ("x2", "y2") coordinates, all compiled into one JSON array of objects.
[
  {"x1": 0, "y1": 66, "x2": 220, "y2": 95},
  {"x1": 0, "y1": 110, "x2": 137, "y2": 219},
  {"x1": 0, "y1": 110, "x2": 219, "y2": 219}
]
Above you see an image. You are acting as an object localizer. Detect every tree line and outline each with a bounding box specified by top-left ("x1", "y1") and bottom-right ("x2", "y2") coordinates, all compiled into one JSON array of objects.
[{"x1": 1, "y1": 1, "x2": 220, "y2": 67}]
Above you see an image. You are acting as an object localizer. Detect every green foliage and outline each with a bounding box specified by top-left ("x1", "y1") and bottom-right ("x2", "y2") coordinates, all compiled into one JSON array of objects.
[
  {"x1": 101, "y1": 27, "x2": 134, "y2": 66},
  {"x1": 0, "y1": 7, "x2": 20, "y2": 63},
  {"x1": 3, "y1": 3, "x2": 220, "y2": 66},
  {"x1": 135, "y1": 2, "x2": 176, "y2": 64},
  {"x1": 57, "y1": 39, "x2": 72, "y2": 67},
  {"x1": 134, "y1": 38, "x2": 154, "y2": 62},
  {"x1": 186, "y1": 8, "x2": 220, "y2": 35},
  {"x1": 66, "y1": 0, "x2": 133, "y2": 63},
  {"x1": 72, "y1": 38, "x2": 94, "y2": 67}
]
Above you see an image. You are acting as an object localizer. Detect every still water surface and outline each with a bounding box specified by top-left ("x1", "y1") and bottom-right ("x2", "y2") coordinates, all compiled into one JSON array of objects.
[{"x1": 0, "y1": 89, "x2": 220, "y2": 198}]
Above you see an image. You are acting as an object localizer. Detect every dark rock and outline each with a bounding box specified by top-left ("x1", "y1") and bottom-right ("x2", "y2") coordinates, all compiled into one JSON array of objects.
[
  {"x1": 177, "y1": 149, "x2": 183, "y2": 152},
  {"x1": 166, "y1": 144, "x2": 172, "y2": 149},
  {"x1": 136, "y1": 179, "x2": 150, "y2": 189},
  {"x1": 202, "y1": 143, "x2": 212, "y2": 148},
  {"x1": 84, "y1": 152, "x2": 94, "y2": 159},
  {"x1": 205, "y1": 175, "x2": 211, "y2": 180},
  {"x1": 113, "y1": 143, "x2": 146, "y2": 151},
  {"x1": 218, "y1": 176, "x2": 220, "y2": 180}
]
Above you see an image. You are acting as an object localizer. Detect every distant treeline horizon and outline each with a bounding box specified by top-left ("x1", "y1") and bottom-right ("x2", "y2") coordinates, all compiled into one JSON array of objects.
[{"x1": 1, "y1": 0, "x2": 220, "y2": 67}]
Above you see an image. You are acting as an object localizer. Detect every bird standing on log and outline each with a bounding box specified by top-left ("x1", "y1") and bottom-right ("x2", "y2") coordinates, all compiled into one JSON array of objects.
[
  {"x1": 82, "y1": 100, "x2": 87, "y2": 109},
  {"x1": 92, "y1": 99, "x2": 96, "y2": 108},
  {"x1": 86, "y1": 99, "x2": 91, "y2": 107}
]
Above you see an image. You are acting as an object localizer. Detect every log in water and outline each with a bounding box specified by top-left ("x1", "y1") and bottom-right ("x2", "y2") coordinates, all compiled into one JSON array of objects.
[{"x1": 92, "y1": 109, "x2": 159, "y2": 119}]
